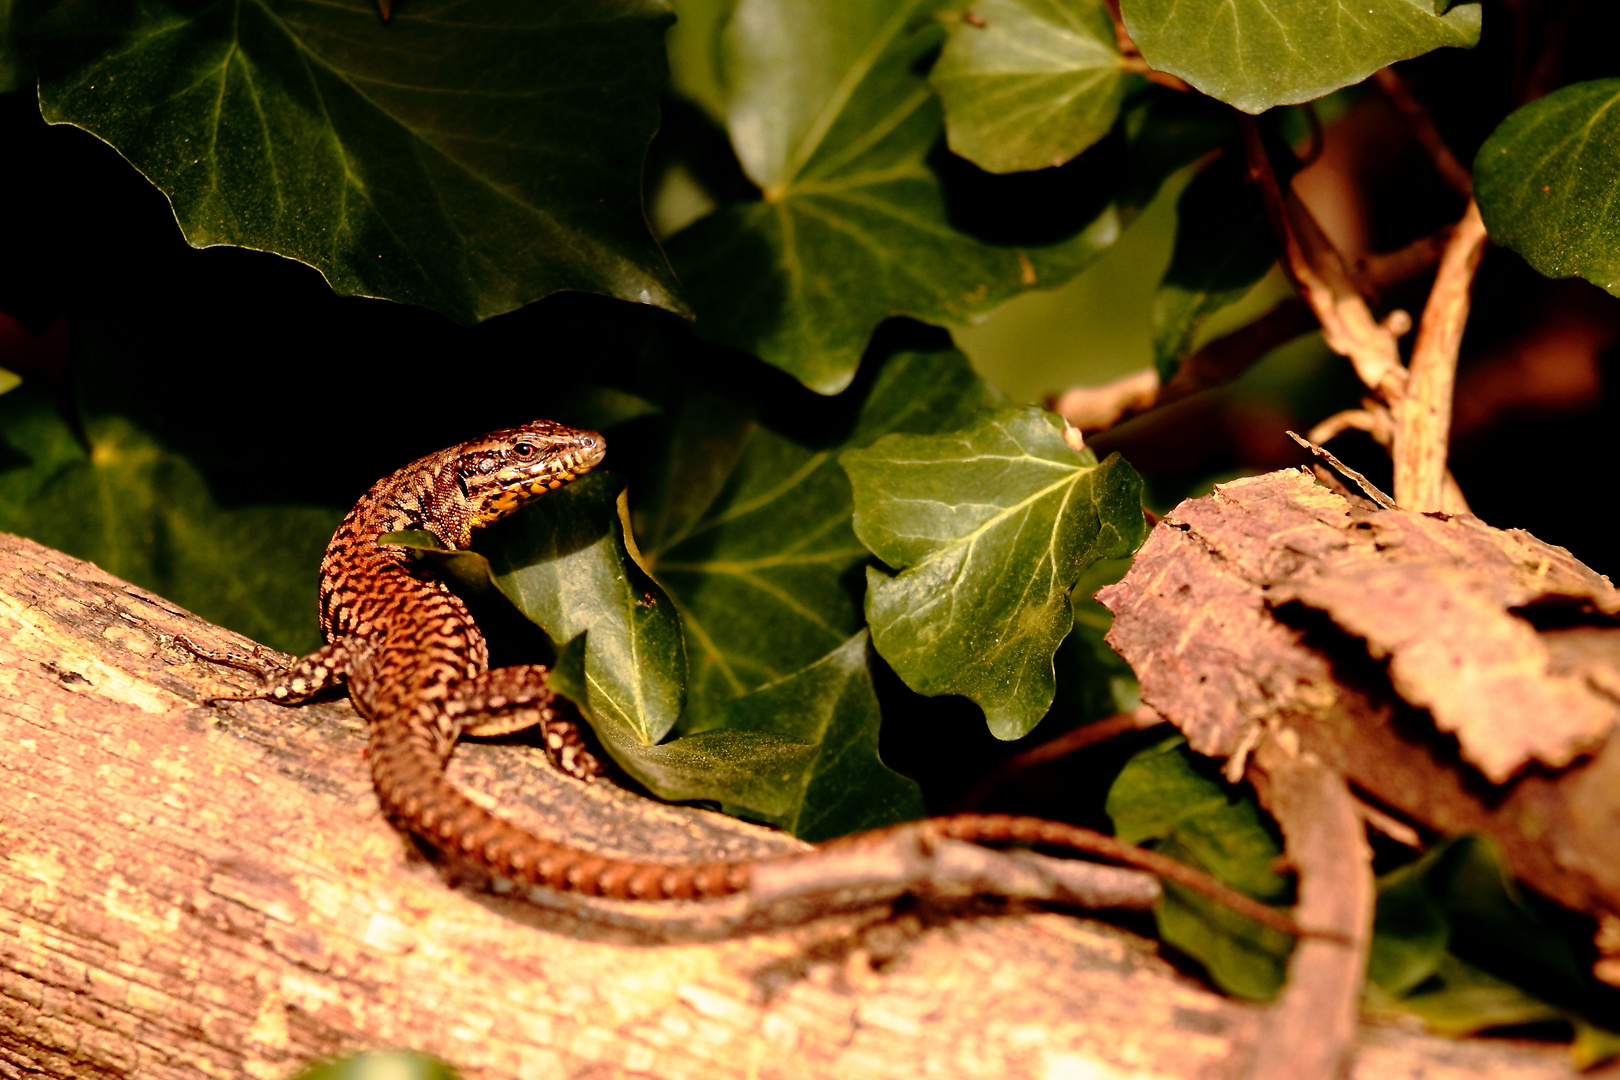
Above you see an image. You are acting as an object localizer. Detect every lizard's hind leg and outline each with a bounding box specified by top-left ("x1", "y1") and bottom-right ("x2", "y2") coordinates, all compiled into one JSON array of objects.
[{"x1": 451, "y1": 664, "x2": 604, "y2": 782}]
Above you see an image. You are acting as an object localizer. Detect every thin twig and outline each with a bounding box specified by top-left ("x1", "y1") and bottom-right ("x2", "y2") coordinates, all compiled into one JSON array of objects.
[
  {"x1": 1393, "y1": 199, "x2": 1488, "y2": 513},
  {"x1": 1308, "y1": 407, "x2": 1387, "y2": 448},
  {"x1": 1372, "y1": 68, "x2": 1473, "y2": 198},
  {"x1": 1150, "y1": 226, "x2": 1451, "y2": 412},
  {"x1": 906, "y1": 816, "x2": 1324, "y2": 941},
  {"x1": 1153, "y1": 299, "x2": 1318, "y2": 407},
  {"x1": 1118, "y1": 56, "x2": 1193, "y2": 92},
  {"x1": 1053, "y1": 370, "x2": 1161, "y2": 431},
  {"x1": 1351, "y1": 227, "x2": 1452, "y2": 298},
  {"x1": 1238, "y1": 114, "x2": 1410, "y2": 402},
  {"x1": 1287, "y1": 432, "x2": 1397, "y2": 509},
  {"x1": 1106, "y1": 0, "x2": 1192, "y2": 92},
  {"x1": 952, "y1": 712, "x2": 1152, "y2": 813},
  {"x1": 1245, "y1": 736, "x2": 1374, "y2": 1080}
]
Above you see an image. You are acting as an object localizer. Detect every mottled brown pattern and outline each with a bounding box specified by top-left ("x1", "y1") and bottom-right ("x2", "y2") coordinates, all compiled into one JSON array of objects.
[
  {"x1": 270, "y1": 427, "x2": 1352, "y2": 910},
  {"x1": 267, "y1": 419, "x2": 776, "y2": 900}
]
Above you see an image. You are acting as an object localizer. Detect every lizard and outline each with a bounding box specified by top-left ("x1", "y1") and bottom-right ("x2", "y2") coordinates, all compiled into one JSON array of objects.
[{"x1": 182, "y1": 418, "x2": 1303, "y2": 929}]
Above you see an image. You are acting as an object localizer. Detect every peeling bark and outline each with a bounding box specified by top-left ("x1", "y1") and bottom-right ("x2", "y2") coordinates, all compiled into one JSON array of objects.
[
  {"x1": 1100, "y1": 470, "x2": 1620, "y2": 921},
  {"x1": 0, "y1": 533, "x2": 1582, "y2": 1079}
]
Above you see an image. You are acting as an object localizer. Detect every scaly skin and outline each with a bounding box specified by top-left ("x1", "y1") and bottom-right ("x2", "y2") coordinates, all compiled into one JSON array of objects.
[
  {"x1": 247, "y1": 419, "x2": 762, "y2": 899},
  {"x1": 209, "y1": 420, "x2": 1303, "y2": 928}
]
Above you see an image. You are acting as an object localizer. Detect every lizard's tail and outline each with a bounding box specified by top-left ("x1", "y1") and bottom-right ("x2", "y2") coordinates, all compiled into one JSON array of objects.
[
  {"x1": 368, "y1": 720, "x2": 752, "y2": 900},
  {"x1": 370, "y1": 722, "x2": 1298, "y2": 933}
]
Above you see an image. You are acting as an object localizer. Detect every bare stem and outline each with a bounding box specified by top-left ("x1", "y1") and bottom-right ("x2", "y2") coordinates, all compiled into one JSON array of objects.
[
  {"x1": 1372, "y1": 68, "x2": 1473, "y2": 199},
  {"x1": 1238, "y1": 113, "x2": 1409, "y2": 401},
  {"x1": 1393, "y1": 200, "x2": 1488, "y2": 513}
]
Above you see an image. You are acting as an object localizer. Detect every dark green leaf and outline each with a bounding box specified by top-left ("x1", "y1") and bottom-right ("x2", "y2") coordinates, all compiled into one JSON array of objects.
[
  {"x1": 1059, "y1": 554, "x2": 1141, "y2": 720},
  {"x1": 392, "y1": 526, "x2": 917, "y2": 829},
  {"x1": 1120, "y1": 0, "x2": 1480, "y2": 114},
  {"x1": 1156, "y1": 849, "x2": 1293, "y2": 1001},
  {"x1": 550, "y1": 385, "x2": 662, "y2": 435},
  {"x1": 591, "y1": 720, "x2": 822, "y2": 819},
  {"x1": 667, "y1": 0, "x2": 1140, "y2": 394},
  {"x1": 0, "y1": 386, "x2": 339, "y2": 655},
  {"x1": 1, "y1": 0, "x2": 28, "y2": 92},
  {"x1": 0, "y1": 367, "x2": 19, "y2": 396},
  {"x1": 1475, "y1": 79, "x2": 1620, "y2": 298},
  {"x1": 1106, "y1": 737, "x2": 1293, "y2": 1000},
  {"x1": 24, "y1": 0, "x2": 684, "y2": 324},
  {"x1": 291, "y1": 1051, "x2": 461, "y2": 1080},
  {"x1": 393, "y1": 472, "x2": 688, "y2": 747},
  {"x1": 1367, "y1": 835, "x2": 1620, "y2": 1047},
  {"x1": 931, "y1": 0, "x2": 1126, "y2": 173},
  {"x1": 1151, "y1": 156, "x2": 1275, "y2": 379},
  {"x1": 645, "y1": 347, "x2": 1003, "y2": 728},
  {"x1": 843, "y1": 406, "x2": 1145, "y2": 738},
  {"x1": 1387, "y1": 953, "x2": 1565, "y2": 1037},
  {"x1": 1105, "y1": 736, "x2": 1288, "y2": 899},
  {"x1": 687, "y1": 632, "x2": 924, "y2": 840},
  {"x1": 1366, "y1": 855, "x2": 1449, "y2": 997}
]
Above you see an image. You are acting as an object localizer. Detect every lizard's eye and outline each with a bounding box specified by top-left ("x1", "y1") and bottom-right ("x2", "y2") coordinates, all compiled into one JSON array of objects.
[{"x1": 512, "y1": 443, "x2": 537, "y2": 461}]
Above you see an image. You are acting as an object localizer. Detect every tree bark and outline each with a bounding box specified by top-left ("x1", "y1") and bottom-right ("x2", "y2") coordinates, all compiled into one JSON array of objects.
[{"x1": 0, "y1": 533, "x2": 1581, "y2": 1079}]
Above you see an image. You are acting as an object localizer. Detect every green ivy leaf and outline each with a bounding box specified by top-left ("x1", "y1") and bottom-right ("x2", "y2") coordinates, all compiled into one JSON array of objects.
[
  {"x1": 931, "y1": 0, "x2": 1126, "y2": 174},
  {"x1": 1106, "y1": 737, "x2": 1294, "y2": 1000},
  {"x1": 1119, "y1": 0, "x2": 1481, "y2": 114},
  {"x1": 1368, "y1": 835, "x2": 1620, "y2": 1045},
  {"x1": 392, "y1": 524, "x2": 919, "y2": 832},
  {"x1": 1366, "y1": 852, "x2": 1450, "y2": 997},
  {"x1": 667, "y1": 0, "x2": 1147, "y2": 394},
  {"x1": 1475, "y1": 79, "x2": 1620, "y2": 298},
  {"x1": 390, "y1": 471, "x2": 688, "y2": 747},
  {"x1": 24, "y1": 0, "x2": 684, "y2": 324},
  {"x1": 0, "y1": 367, "x2": 19, "y2": 396},
  {"x1": 843, "y1": 405, "x2": 1144, "y2": 738},
  {"x1": 1388, "y1": 953, "x2": 1565, "y2": 1037},
  {"x1": 666, "y1": 0, "x2": 734, "y2": 120},
  {"x1": 0, "y1": 386, "x2": 340, "y2": 654},
  {"x1": 1151, "y1": 155, "x2": 1275, "y2": 379},
  {"x1": 643, "y1": 346, "x2": 1003, "y2": 728},
  {"x1": 688, "y1": 632, "x2": 924, "y2": 840}
]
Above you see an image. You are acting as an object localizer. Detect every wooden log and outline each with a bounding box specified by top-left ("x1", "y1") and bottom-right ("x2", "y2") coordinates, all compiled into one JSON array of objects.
[{"x1": 0, "y1": 533, "x2": 1579, "y2": 1079}]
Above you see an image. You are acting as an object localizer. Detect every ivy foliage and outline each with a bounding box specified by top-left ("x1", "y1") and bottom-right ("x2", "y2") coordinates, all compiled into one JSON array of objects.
[
  {"x1": 1120, "y1": 0, "x2": 1481, "y2": 113},
  {"x1": 21, "y1": 0, "x2": 684, "y2": 323},
  {"x1": 1, "y1": 1, "x2": 1616, "y2": 1040},
  {"x1": 931, "y1": 0, "x2": 1127, "y2": 174},
  {"x1": 1475, "y1": 79, "x2": 1620, "y2": 299}
]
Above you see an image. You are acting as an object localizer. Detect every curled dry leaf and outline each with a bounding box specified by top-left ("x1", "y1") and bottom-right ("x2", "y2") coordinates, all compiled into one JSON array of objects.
[{"x1": 1098, "y1": 469, "x2": 1620, "y2": 918}]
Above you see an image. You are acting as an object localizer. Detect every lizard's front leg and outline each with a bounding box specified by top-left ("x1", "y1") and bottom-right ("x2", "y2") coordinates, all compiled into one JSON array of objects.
[{"x1": 449, "y1": 664, "x2": 604, "y2": 781}]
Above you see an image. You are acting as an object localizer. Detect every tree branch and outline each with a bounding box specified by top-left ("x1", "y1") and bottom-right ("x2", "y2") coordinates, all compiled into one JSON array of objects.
[{"x1": 0, "y1": 535, "x2": 1588, "y2": 1078}]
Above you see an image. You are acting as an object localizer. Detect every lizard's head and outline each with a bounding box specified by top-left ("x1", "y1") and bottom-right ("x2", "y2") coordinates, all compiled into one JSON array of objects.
[{"x1": 453, "y1": 419, "x2": 607, "y2": 531}]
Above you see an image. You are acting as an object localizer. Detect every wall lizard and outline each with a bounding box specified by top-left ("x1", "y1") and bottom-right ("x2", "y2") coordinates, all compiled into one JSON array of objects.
[{"x1": 184, "y1": 419, "x2": 1298, "y2": 930}]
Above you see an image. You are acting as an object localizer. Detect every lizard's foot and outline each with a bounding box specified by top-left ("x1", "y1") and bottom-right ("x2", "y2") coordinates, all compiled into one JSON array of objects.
[
  {"x1": 540, "y1": 710, "x2": 604, "y2": 783},
  {"x1": 173, "y1": 635, "x2": 354, "y2": 708},
  {"x1": 172, "y1": 634, "x2": 277, "y2": 705}
]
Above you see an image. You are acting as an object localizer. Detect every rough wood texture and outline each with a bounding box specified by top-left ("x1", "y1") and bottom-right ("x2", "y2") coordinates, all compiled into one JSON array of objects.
[
  {"x1": 1099, "y1": 470, "x2": 1620, "y2": 920},
  {"x1": 0, "y1": 533, "x2": 1583, "y2": 1079}
]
